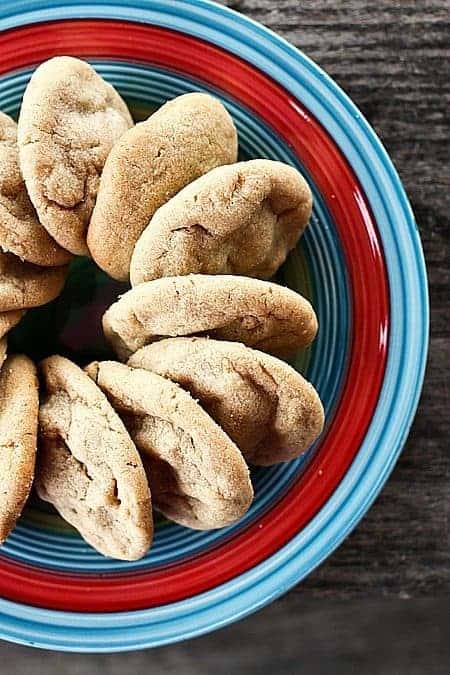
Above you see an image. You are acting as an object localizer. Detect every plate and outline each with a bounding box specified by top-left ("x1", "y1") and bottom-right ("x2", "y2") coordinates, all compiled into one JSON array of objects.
[{"x1": 0, "y1": 0, "x2": 428, "y2": 652}]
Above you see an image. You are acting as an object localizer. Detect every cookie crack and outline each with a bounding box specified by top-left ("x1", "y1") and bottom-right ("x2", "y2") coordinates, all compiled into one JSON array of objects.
[{"x1": 171, "y1": 223, "x2": 214, "y2": 238}]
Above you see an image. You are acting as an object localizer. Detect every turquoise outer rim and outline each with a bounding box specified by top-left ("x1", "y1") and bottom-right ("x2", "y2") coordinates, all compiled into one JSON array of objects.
[{"x1": 0, "y1": 0, "x2": 428, "y2": 652}]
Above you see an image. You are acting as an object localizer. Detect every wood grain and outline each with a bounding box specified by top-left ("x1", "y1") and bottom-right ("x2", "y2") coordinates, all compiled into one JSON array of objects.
[{"x1": 219, "y1": 0, "x2": 450, "y2": 596}]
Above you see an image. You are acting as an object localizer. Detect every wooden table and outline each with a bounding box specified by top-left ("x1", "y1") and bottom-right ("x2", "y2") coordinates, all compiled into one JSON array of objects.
[{"x1": 1, "y1": 1, "x2": 448, "y2": 670}]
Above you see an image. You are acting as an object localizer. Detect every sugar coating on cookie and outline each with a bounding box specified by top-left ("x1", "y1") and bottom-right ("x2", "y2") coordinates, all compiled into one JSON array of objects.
[
  {"x1": 0, "y1": 112, "x2": 72, "y2": 267},
  {"x1": 0, "y1": 309, "x2": 25, "y2": 340},
  {"x1": 130, "y1": 160, "x2": 313, "y2": 286},
  {"x1": 0, "y1": 251, "x2": 68, "y2": 312},
  {"x1": 0, "y1": 354, "x2": 38, "y2": 543},
  {"x1": 18, "y1": 57, "x2": 133, "y2": 256},
  {"x1": 129, "y1": 338, "x2": 324, "y2": 466},
  {"x1": 86, "y1": 360, "x2": 253, "y2": 529},
  {"x1": 36, "y1": 356, "x2": 153, "y2": 560},
  {"x1": 103, "y1": 274, "x2": 318, "y2": 361},
  {"x1": 88, "y1": 93, "x2": 238, "y2": 281}
]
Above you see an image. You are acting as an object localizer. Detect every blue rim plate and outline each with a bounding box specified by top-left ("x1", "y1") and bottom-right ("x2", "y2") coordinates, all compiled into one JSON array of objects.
[{"x1": 0, "y1": 0, "x2": 428, "y2": 651}]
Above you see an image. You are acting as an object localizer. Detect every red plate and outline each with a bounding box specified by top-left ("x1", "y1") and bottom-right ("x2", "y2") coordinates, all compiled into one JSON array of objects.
[{"x1": 0, "y1": 20, "x2": 388, "y2": 612}]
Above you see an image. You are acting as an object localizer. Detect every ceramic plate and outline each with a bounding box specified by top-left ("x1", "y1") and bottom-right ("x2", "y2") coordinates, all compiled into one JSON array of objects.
[{"x1": 0, "y1": 0, "x2": 428, "y2": 652}]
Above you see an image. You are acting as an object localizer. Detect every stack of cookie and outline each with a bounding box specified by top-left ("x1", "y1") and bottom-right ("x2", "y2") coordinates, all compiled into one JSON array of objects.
[{"x1": 0, "y1": 56, "x2": 324, "y2": 561}]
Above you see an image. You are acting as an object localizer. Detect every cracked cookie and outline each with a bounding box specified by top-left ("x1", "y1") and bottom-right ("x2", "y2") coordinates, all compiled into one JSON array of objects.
[
  {"x1": 0, "y1": 354, "x2": 38, "y2": 543},
  {"x1": 0, "y1": 112, "x2": 72, "y2": 267},
  {"x1": 88, "y1": 93, "x2": 238, "y2": 281},
  {"x1": 36, "y1": 356, "x2": 153, "y2": 560},
  {"x1": 130, "y1": 160, "x2": 313, "y2": 285},
  {"x1": 128, "y1": 338, "x2": 324, "y2": 466},
  {"x1": 0, "y1": 251, "x2": 68, "y2": 311},
  {"x1": 103, "y1": 274, "x2": 318, "y2": 361},
  {"x1": 18, "y1": 57, "x2": 133, "y2": 256},
  {"x1": 86, "y1": 360, "x2": 253, "y2": 529}
]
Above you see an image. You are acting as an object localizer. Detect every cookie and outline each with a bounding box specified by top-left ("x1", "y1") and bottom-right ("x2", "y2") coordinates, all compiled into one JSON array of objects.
[
  {"x1": 129, "y1": 338, "x2": 324, "y2": 465},
  {"x1": 0, "y1": 355, "x2": 38, "y2": 543},
  {"x1": 0, "y1": 251, "x2": 68, "y2": 311},
  {"x1": 36, "y1": 356, "x2": 152, "y2": 560},
  {"x1": 18, "y1": 57, "x2": 133, "y2": 256},
  {"x1": 86, "y1": 361, "x2": 253, "y2": 529},
  {"x1": 88, "y1": 93, "x2": 238, "y2": 281},
  {"x1": 130, "y1": 160, "x2": 313, "y2": 286},
  {"x1": 0, "y1": 309, "x2": 25, "y2": 339},
  {"x1": 103, "y1": 274, "x2": 318, "y2": 361},
  {"x1": 0, "y1": 112, "x2": 72, "y2": 267}
]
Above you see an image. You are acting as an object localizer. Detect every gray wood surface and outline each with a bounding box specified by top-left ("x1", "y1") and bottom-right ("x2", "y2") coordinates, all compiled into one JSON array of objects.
[
  {"x1": 0, "y1": 0, "x2": 448, "y2": 670},
  {"x1": 218, "y1": 0, "x2": 449, "y2": 598}
]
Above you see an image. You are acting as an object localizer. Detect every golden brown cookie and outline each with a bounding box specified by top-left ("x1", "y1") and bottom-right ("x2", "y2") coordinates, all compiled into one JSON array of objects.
[
  {"x1": 88, "y1": 93, "x2": 238, "y2": 281},
  {"x1": 0, "y1": 309, "x2": 25, "y2": 339},
  {"x1": 103, "y1": 274, "x2": 318, "y2": 361},
  {"x1": 0, "y1": 112, "x2": 72, "y2": 267},
  {"x1": 0, "y1": 355, "x2": 39, "y2": 543},
  {"x1": 0, "y1": 251, "x2": 68, "y2": 311},
  {"x1": 129, "y1": 338, "x2": 324, "y2": 466},
  {"x1": 130, "y1": 160, "x2": 312, "y2": 286},
  {"x1": 86, "y1": 360, "x2": 253, "y2": 529},
  {"x1": 36, "y1": 356, "x2": 153, "y2": 560},
  {"x1": 18, "y1": 57, "x2": 133, "y2": 256}
]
